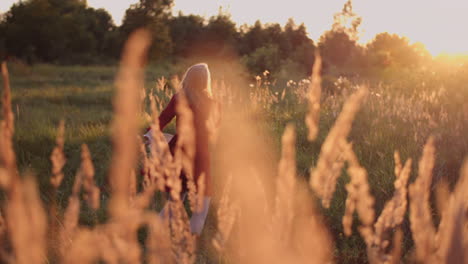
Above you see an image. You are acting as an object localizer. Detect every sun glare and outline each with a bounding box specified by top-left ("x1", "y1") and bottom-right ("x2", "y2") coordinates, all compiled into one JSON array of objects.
[
  {"x1": 353, "y1": 0, "x2": 468, "y2": 56},
  {"x1": 174, "y1": 0, "x2": 468, "y2": 56}
]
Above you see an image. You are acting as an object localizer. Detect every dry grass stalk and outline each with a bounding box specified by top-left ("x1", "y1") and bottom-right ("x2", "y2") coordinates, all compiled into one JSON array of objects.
[
  {"x1": 341, "y1": 142, "x2": 375, "y2": 238},
  {"x1": 290, "y1": 185, "x2": 334, "y2": 264},
  {"x1": 170, "y1": 93, "x2": 194, "y2": 201},
  {"x1": 366, "y1": 155, "x2": 412, "y2": 264},
  {"x1": 435, "y1": 180, "x2": 450, "y2": 220},
  {"x1": 442, "y1": 204, "x2": 466, "y2": 264},
  {"x1": 6, "y1": 177, "x2": 47, "y2": 264},
  {"x1": 0, "y1": 62, "x2": 16, "y2": 188},
  {"x1": 140, "y1": 135, "x2": 152, "y2": 190},
  {"x1": 147, "y1": 94, "x2": 173, "y2": 191},
  {"x1": 152, "y1": 77, "x2": 169, "y2": 113},
  {"x1": 60, "y1": 168, "x2": 83, "y2": 257},
  {"x1": 273, "y1": 124, "x2": 297, "y2": 243},
  {"x1": 394, "y1": 151, "x2": 402, "y2": 177},
  {"x1": 61, "y1": 229, "x2": 100, "y2": 264},
  {"x1": 60, "y1": 145, "x2": 99, "y2": 257},
  {"x1": 310, "y1": 88, "x2": 368, "y2": 208},
  {"x1": 186, "y1": 178, "x2": 196, "y2": 211},
  {"x1": 373, "y1": 157, "x2": 411, "y2": 236},
  {"x1": 168, "y1": 200, "x2": 196, "y2": 264},
  {"x1": 146, "y1": 86, "x2": 196, "y2": 261},
  {"x1": 80, "y1": 144, "x2": 100, "y2": 210},
  {"x1": 48, "y1": 120, "x2": 66, "y2": 260},
  {"x1": 0, "y1": 210, "x2": 7, "y2": 263},
  {"x1": 212, "y1": 174, "x2": 238, "y2": 252},
  {"x1": 305, "y1": 51, "x2": 322, "y2": 141},
  {"x1": 134, "y1": 136, "x2": 164, "y2": 210},
  {"x1": 105, "y1": 213, "x2": 144, "y2": 264},
  {"x1": 156, "y1": 76, "x2": 167, "y2": 92},
  {"x1": 409, "y1": 137, "x2": 437, "y2": 262},
  {"x1": 50, "y1": 120, "x2": 66, "y2": 188},
  {"x1": 58, "y1": 31, "x2": 156, "y2": 263},
  {"x1": 108, "y1": 29, "x2": 150, "y2": 217},
  {"x1": 144, "y1": 213, "x2": 173, "y2": 264},
  {"x1": 186, "y1": 172, "x2": 198, "y2": 213},
  {"x1": 0, "y1": 211, "x2": 5, "y2": 241},
  {"x1": 62, "y1": 210, "x2": 145, "y2": 264},
  {"x1": 142, "y1": 94, "x2": 180, "y2": 201},
  {"x1": 389, "y1": 229, "x2": 403, "y2": 264},
  {"x1": 436, "y1": 160, "x2": 468, "y2": 263}
]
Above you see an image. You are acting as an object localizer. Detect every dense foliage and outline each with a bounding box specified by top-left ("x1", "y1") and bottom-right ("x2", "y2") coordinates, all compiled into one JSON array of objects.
[{"x1": 0, "y1": 0, "x2": 436, "y2": 77}]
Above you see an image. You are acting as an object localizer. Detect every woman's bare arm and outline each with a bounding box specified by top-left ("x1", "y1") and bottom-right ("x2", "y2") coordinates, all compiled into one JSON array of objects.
[{"x1": 158, "y1": 94, "x2": 177, "y2": 130}]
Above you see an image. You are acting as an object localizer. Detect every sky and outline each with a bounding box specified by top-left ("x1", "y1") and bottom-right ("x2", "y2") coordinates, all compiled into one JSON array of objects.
[{"x1": 1, "y1": 0, "x2": 468, "y2": 55}]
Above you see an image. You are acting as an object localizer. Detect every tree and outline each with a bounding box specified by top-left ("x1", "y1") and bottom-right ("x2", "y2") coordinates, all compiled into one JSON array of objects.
[
  {"x1": 284, "y1": 19, "x2": 310, "y2": 50},
  {"x1": 319, "y1": 31, "x2": 357, "y2": 68},
  {"x1": 81, "y1": 8, "x2": 119, "y2": 57},
  {"x1": 283, "y1": 19, "x2": 315, "y2": 72},
  {"x1": 169, "y1": 13, "x2": 205, "y2": 57},
  {"x1": 2, "y1": 0, "x2": 118, "y2": 63},
  {"x1": 120, "y1": 0, "x2": 173, "y2": 60},
  {"x1": 367, "y1": 33, "x2": 429, "y2": 68},
  {"x1": 202, "y1": 11, "x2": 239, "y2": 57},
  {"x1": 48, "y1": 0, "x2": 85, "y2": 13},
  {"x1": 238, "y1": 20, "x2": 266, "y2": 55},
  {"x1": 242, "y1": 44, "x2": 281, "y2": 74},
  {"x1": 331, "y1": 0, "x2": 362, "y2": 41},
  {"x1": 0, "y1": 13, "x2": 6, "y2": 60},
  {"x1": 3, "y1": 0, "x2": 62, "y2": 62},
  {"x1": 318, "y1": 0, "x2": 362, "y2": 69},
  {"x1": 237, "y1": 18, "x2": 315, "y2": 77}
]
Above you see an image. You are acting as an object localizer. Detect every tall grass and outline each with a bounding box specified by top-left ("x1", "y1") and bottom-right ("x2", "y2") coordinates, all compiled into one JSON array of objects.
[{"x1": 0, "y1": 31, "x2": 467, "y2": 264}]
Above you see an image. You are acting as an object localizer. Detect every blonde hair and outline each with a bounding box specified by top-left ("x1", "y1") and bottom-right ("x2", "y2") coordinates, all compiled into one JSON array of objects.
[{"x1": 180, "y1": 63, "x2": 212, "y2": 110}]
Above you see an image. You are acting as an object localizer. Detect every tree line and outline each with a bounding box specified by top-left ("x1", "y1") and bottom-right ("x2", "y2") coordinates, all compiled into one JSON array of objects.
[{"x1": 0, "y1": 0, "x2": 432, "y2": 76}]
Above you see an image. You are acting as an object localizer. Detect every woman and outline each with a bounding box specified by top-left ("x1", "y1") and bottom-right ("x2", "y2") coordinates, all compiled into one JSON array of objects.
[{"x1": 146, "y1": 63, "x2": 217, "y2": 235}]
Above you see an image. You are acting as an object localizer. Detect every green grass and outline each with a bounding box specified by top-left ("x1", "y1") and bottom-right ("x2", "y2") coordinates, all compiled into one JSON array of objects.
[{"x1": 3, "y1": 62, "x2": 468, "y2": 263}]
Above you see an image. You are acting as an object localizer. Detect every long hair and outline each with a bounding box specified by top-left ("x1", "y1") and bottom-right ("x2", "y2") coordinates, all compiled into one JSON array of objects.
[{"x1": 180, "y1": 63, "x2": 212, "y2": 111}]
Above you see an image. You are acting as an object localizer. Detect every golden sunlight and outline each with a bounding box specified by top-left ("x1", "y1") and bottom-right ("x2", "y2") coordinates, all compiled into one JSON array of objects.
[
  {"x1": 353, "y1": 0, "x2": 468, "y2": 56},
  {"x1": 175, "y1": 0, "x2": 468, "y2": 56}
]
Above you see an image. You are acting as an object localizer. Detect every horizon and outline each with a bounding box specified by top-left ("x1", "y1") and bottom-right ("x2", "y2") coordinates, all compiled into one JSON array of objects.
[{"x1": 1, "y1": 0, "x2": 468, "y2": 56}]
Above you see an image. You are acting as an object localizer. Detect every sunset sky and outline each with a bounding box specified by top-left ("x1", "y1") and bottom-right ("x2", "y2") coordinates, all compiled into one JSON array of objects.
[{"x1": 1, "y1": 0, "x2": 468, "y2": 55}]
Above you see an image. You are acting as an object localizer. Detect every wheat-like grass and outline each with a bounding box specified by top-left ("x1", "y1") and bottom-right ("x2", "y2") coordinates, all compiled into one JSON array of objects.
[
  {"x1": 310, "y1": 87, "x2": 368, "y2": 208},
  {"x1": 305, "y1": 51, "x2": 322, "y2": 141},
  {"x1": 108, "y1": 29, "x2": 151, "y2": 217},
  {"x1": 273, "y1": 124, "x2": 297, "y2": 244},
  {"x1": 436, "y1": 159, "x2": 468, "y2": 263},
  {"x1": 359, "y1": 152, "x2": 412, "y2": 264},
  {"x1": 80, "y1": 144, "x2": 100, "y2": 210},
  {"x1": 342, "y1": 142, "x2": 375, "y2": 239},
  {"x1": 0, "y1": 62, "x2": 16, "y2": 188},
  {"x1": 409, "y1": 137, "x2": 437, "y2": 262},
  {"x1": 168, "y1": 199, "x2": 196, "y2": 264},
  {"x1": 1, "y1": 29, "x2": 468, "y2": 264},
  {"x1": 369, "y1": 157, "x2": 412, "y2": 263},
  {"x1": 5, "y1": 176, "x2": 46, "y2": 264},
  {"x1": 212, "y1": 174, "x2": 238, "y2": 252},
  {"x1": 50, "y1": 120, "x2": 66, "y2": 188}
]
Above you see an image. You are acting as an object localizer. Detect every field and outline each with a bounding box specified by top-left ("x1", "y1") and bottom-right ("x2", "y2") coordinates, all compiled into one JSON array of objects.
[{"x1": 1, "y1": 40, "x2": 468, "y2": 263}]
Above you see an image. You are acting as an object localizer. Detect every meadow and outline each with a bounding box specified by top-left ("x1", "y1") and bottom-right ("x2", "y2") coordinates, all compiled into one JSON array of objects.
[{"x1": 1, "y1": 33, "x2": 468, "y2": 263}]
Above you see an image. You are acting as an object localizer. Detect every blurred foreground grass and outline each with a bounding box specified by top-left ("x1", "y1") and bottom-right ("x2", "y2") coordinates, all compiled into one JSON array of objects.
[{"x1": 4, "y1": 62, "x2": 468, "y2": 263}]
